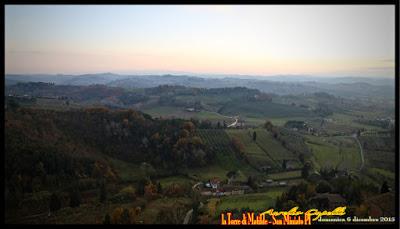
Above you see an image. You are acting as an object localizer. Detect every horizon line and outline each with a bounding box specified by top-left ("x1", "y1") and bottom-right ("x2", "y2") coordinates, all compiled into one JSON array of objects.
[{"x1": 5, "y1": 72, "x2": 395, "y2": 79}]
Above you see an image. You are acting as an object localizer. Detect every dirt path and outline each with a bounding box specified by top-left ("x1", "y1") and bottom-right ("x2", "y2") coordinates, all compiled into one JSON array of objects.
[
  {"x1": 206, "y1": 110, "x2": 238, "y2": 127},
  {"x1": 183, "y1": 202, "x2": 204, "y2": 224}
]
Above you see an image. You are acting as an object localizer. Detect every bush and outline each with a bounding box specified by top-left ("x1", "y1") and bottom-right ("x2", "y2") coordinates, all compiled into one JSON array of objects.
[
  {"x1": 19, "y1": 191, "x2": 52, "y2": 215},
  {"x1": 78, "y1": 178, "x2": 97, "y2": 191},
  {"x1": 69, "y1": 189, "x2": 81, "y2": 208},
  {"x1": 316, "y1": 180, "x2": 333, "y2": 193},
  {"x1": 49, "y1": 192, "x2": 62, "y2": 212},
  {"x1": 109, "y1": 186, "x2": 136, "y2": 204}
]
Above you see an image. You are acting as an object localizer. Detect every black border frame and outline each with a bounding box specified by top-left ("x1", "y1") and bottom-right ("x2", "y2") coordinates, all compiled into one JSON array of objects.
[{"x1": 2, "y1": 2, "x2": 399, "y2": 229}]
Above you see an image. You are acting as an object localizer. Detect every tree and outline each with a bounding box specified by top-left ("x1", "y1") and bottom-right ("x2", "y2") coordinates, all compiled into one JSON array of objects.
[
  {"x1": 120, "y1": 208, "x2": 131, "y2": 224},
  {"x1": 144, "y1": 182, "x2": 157, "y2": 200},
  {"x1": 180, "y1": 129, "x2": 190, "y2": 138},
  {"x1": 111, "y1": 207, "x2": 124, "y2": 224},
  {"x1": 252, "y1": 131, "x2": 257, "y2": 141},
  {"x1": 69, "y1": 189, "x2": 81, "y2": 208},
  {"x1": 247, "y1": 175, "x2": 257, "y2": 190},
  {"x1": 264, "y1": 121, "x2": 273, "y2": 131},
  {"x1": 35, "y1": 161, "x2": 46, "y2": 178},
  {"x1": 99, "y1": 181, "x2": 107, "y2": 203},
  {"x1": 282, "y1": 160, "x2": 288, "y2": 170},
  {"x1": 183, "y1": 121, "x2": 195, "y2": 134},
  {"x1": 226, "y1": 170, "x2": 238, "y2": 184},
  {"x1": 347, "y1": 183, "x2": 363, "y2": 205},
  {"x1": 137, "y1": 178, "x2": 148, "y2": 196},
  {"x1": 140, "y1": 162, "x2": 156, "y2": 180},
  {"x1": 8, "y1": 99, "x2": 20, "y2": 111},
  {"x1": 49, "y1": 192, "x2": 62, "y2": 213},
  {"x1": 103, "y1": 213, "x2": 111, "y2": 224},
  {"x1": 231, "y1": 137, "x2": 245, "y2": 156},
  {"x1": 299, "y1": 153, "x2": 305, "y2": 164},
  {"x1": 316, "y1": 180, "x2": 333, "y2": 193},
  {"x1": 380, "y1": 181, "x2": 390, "y2": 193},
  {"x1": 157, "y1": 182, "x2": 163, "y2": 194},
  {"x1": 301, "y1": 162, "x2": 311, "y2": 179}
]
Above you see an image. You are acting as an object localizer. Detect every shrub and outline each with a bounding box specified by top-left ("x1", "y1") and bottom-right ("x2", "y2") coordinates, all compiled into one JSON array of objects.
[{"x1": 109, "y1": 186, "x2": 136, "y2": 204}]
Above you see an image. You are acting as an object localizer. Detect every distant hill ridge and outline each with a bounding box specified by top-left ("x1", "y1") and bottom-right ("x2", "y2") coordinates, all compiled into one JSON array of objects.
[{"x1": 5, "y1": 73, "x2": 394, "y2": 99}]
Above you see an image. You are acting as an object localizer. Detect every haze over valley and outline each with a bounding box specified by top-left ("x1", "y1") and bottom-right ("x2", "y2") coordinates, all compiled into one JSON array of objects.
[{"x1": 4, "y1": 5, "x2": 396, "y2": 225}]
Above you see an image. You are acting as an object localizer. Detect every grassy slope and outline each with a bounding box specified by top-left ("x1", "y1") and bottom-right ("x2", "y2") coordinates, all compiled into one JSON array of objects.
[
  {"x1": 141, "y1": 106, "x2": 232, "y2": 123},
  {"x1": 254, "y1": 129, "x2": 297, "y2": 162},
  {"x1": 305, "y1": 135, "x2": 361, "y2": 170},
  {"x1": 194, "y1": 129, "x2": 257, "y2": 180},
  {"x1": 219, "y1": 101, "x2": 314, "y2": 119},
  {"x1": 225, "y1": 129, "x2": 279, "y2": 169},
  {"x1": 213, "y1": 187, "x2": 287, "y2": 216}
]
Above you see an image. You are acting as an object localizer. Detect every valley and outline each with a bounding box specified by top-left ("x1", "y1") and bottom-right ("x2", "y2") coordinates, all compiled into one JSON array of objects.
[{"x1": 4, "y1": 76, "x2": 396, "y2": 224}]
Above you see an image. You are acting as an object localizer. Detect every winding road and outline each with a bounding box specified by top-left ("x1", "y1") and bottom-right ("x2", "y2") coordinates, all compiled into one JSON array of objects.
[
  {"x1": 183, "y1": 202, "x2": 204, "y2": 224},
  {"x1": 227, "y1": 118, "x2": 238, "y2": 128},
  {"x1": 352, "y1": 133, "x2": 365, "y2": 170},
  {"x1": 207, "y1": 111, "x2": 238, "y2": 127}
]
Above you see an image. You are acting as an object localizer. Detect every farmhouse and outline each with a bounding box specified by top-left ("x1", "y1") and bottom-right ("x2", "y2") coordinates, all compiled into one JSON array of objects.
[
  {"x1": 259, "y1": 165, "x2": 272, "y2": 172},
  {"x1": 204, "y1": 178, "x2": 221, "y2": 190},
  {"x1": 284, "y1": 160, "x2": 298, "y2": 170},
  {"x1": 200, "y1": 179, "x2": 252, "y2": 196}
]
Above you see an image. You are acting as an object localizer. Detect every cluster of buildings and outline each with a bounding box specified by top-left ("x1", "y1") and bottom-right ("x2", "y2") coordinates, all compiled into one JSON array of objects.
[{"x1": 195, "y1": 178, "x2": 253, "y2": 196}]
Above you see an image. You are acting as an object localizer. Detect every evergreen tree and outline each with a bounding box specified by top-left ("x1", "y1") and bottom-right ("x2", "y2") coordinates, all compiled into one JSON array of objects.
[
  {"x1": 380, "y1": 181, "x2": 390, "y2": 193},
  {"x1": 103, "y1": 213, "x2": 111, "y2": 224},
  {"x1": 49, "y1": 192, "x2": 62, "y2": 213},
  {"x1": 157, "y1": 182, "x2": 162, "y2": 194},
  {"x1": 69, "y1": 189, "x2": 81, "y2": 208},
  {"x1": 301, "y1": 163, "x2": 311, "y2": 179},
  {"x1": 282, "y1": 160, "x2": 287, "y2": 170},
  {"x1": 99, "y1": 181, "x2": 107, "y2": 203},
  {"x1": 120, "y1": 208, "x2": 131, "y2": 224},
  {"x1": 8, "y1": 99, "x2": 20, "y2": 111}
]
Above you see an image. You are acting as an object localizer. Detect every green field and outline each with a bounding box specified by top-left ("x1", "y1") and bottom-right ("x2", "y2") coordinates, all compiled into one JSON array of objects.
[
  {"x1": 254, "y1": 130, "x2": 298, "y2": 162},
  {"x1": 108, "y1": 157, "x2": 144, "y2": 183},
  {"x1": 187, "y1": 165, "x2": 250, "y2": 183},
  {"x1": 196, "y1": 129, "x2": 255, "y2": 174},
  {"x1": 219, "y1": 100, "x2": 314, "y2": 119},
  {"x1": 225, "y1": 129, "x2": 279, "y2": 169},
  {"x1": 327, "y1": 113, "x2": 385, "y2": 132},
  {"x1": 213, "y1": 188, "x2": 287, "y2": 216},
  {"x1": 158, "y1": 175, "x2": 196, "y2": 187},
  {"x1": 305, "y1": 135, "x2": 361, "y2": 170},
  {"x1": 267, "y1": 170, "x2": 302, "y2": 180},
  {"x1": 224, "y1": 129, "x2": 302, "y2": 171},
  {"x1": 141, "y1": 105, "x2": 233, "y2": 123}
]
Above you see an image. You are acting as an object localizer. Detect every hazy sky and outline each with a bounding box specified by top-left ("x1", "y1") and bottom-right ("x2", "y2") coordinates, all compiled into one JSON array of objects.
[{"x1": 5, "y1": 5, "x2": 395, "y2": 77}]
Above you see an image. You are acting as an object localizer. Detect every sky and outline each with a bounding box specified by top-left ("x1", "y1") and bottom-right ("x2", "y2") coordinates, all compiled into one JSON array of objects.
[{"x1": 5, "y1": 5, "x2": 395, "y2": 77}]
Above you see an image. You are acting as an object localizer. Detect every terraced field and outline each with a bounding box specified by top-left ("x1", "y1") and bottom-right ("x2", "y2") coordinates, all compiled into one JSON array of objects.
[
  {"x1": 254, "y1": 130, "x2": 298, "y2": 162},
  {"x1": 225, "y1": 129, "x2": 279, "y2": 169},
  {"x1": 219, "y1": 100, "x2": 314, "y2": 119},
  {"x1": 267, "y1": 170, "x2": 302, "y2": 180},
  {"x1": 196, "y1": 129, "x2": 249, "y2": 171},
  {"x1": 196, "y1": 129, "x2": 306, "y2": 181}
]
